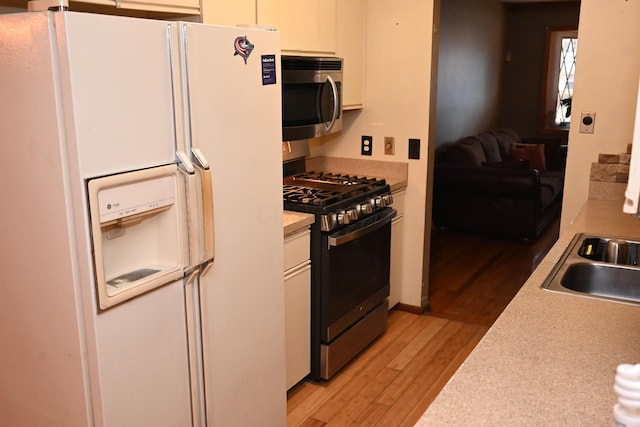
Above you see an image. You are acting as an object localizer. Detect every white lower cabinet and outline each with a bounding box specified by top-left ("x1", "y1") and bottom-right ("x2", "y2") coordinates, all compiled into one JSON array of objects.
[
  {"x1": 389, "y1": 189, "x2": 406, "y2": 309},
  {"x1": 283, "y1": 228, "x2": 311, "y2": 389}
]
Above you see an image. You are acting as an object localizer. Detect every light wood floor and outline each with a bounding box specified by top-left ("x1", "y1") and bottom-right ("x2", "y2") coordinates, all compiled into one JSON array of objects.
[{"x1": 286, "y1": 219, "x2": 559, "y2": 426}]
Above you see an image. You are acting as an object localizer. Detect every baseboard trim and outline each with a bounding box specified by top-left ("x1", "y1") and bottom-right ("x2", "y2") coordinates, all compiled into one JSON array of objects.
[{"x1": 395, "y1": 303, "x2": 425, "y2": 314}]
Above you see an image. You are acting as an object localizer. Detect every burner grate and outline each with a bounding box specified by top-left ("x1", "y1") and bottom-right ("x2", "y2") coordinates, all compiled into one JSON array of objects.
[
  {"x1": 283, "y1": 185, "x2": 341, "y2": 206},
  {"x1": 283, "y1": 171, "x2": 389, "y2": 212}
]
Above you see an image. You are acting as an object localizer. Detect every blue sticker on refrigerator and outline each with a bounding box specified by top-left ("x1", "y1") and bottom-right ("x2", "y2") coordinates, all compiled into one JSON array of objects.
[{"x1": 261, "y1": 55, "x2": 276, "y2": 85}]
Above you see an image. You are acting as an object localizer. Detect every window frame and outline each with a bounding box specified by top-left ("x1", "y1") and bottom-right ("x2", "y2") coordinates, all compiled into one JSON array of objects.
[{"x1": 540, "y1": 26, "x2": 579, "y2": 134}]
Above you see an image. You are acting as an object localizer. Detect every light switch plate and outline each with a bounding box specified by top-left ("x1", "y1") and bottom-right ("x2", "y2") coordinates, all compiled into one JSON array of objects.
[
  {"x1": 409, "y1": 138, "x2": 420, "y2": 160},
  {"x1": 384, "y1": 137, "x2": 395, "y2": 155},
  {"x1": 580, "y1": 112, "x2": 596, "y2": 134}
]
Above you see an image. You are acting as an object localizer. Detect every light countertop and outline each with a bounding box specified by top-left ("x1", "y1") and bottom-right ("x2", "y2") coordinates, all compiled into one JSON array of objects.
[
  {"x1": 416, "y1": 199, "x2": 640, "y2": 426},
  {"x1": 283, "y1": 210, "x2": 314, "y2": 237}
]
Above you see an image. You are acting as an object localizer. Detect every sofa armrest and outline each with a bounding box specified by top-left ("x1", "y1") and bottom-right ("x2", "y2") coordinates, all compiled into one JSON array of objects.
[{"x1": 434, "y1": 164, "x2": 541, "y2": 199}]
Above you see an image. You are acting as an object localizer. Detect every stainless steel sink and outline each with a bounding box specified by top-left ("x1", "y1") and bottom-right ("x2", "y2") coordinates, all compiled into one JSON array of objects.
[{"x1": 542, "y1": 233, "x2": 640, "y2": 305}]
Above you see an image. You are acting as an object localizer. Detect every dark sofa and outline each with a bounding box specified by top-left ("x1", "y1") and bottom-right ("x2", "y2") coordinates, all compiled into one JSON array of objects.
[{"x1": 432, "y1": 130, "x2": 565, "y2": 239}]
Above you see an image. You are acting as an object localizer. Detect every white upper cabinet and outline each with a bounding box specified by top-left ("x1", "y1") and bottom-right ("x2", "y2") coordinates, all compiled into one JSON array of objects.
[
  {"x1": 115, "y1": 0, "x2": 199, "y2": 14},
  {"x1": 336, "y1": 0, "x2": 365, "y2": 109},
  {"x1": 200, "y1": 0, "x2": 256, "y2": 27},
  {"x1": 257, "y1": 0, "x2": 337, "y2": 55},
  {"x1": 201, "y1": 0, "x2": 364, "y2": 108}
]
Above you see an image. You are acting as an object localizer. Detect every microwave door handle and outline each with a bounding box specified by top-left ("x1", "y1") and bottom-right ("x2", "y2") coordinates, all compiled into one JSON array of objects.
[
  {"x1": 324, "y1": 75, "x2": 339, "y2": 133},
  {"x1": 191, "y1": 148, "x2": 215, "y2": 268}
]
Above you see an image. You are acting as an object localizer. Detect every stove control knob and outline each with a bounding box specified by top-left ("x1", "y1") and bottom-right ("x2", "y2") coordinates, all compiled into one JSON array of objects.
[
  {"x1": 337, "y1": 211, "x2": 350, "y2": 225},
  {"x1": 360, "y1": 202, "x2": 374, "y2": 215},
  {"x1": 320, "y1": 213, "x2": 338, "y2": 232},
  {"x1": 382, "y1": 194, "x2": 394, "y2": 205},
  {"x1": 346, "y1": 208, "x2": 358, "y2": 221},
  {"x1": 375, "y1": 196, "x2": 386, "y2": 208}
]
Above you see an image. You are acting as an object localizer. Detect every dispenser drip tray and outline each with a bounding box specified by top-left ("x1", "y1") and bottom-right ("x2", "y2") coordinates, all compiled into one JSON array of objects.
[{"x1": 108, "y1": 268, "x2": 161, "y2": 289}]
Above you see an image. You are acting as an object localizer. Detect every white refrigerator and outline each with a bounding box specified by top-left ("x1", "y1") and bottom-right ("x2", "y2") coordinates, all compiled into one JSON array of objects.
[{"x1": 0, "y1": 10, "x2": 286, "y2": 427}]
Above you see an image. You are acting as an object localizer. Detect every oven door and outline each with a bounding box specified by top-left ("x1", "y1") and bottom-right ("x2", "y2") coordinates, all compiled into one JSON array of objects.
[{"x1": 321, "y1": 207, "x2": 397, "y2": 342}]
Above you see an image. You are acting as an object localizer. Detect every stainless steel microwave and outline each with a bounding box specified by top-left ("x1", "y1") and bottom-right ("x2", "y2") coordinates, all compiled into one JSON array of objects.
[{"x1": 281, "y1": 55, "x2": 343, "y2": 141}]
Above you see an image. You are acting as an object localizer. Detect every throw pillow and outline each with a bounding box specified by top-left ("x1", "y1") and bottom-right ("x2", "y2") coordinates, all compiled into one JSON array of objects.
[{"x1": 511, "y1": 143, "x2": 546, "y2": 172}]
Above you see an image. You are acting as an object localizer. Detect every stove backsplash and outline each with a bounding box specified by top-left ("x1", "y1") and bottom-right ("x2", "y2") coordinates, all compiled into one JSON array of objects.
[
  {"x1": 282, "y1": 139, "x2": 310, "y2": 162},
  {"x1": 283, "y1": 139, "x2": 310, "y2": 177}
]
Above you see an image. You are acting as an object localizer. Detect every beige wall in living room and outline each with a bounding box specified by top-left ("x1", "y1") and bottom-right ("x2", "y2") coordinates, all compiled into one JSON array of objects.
[
  {"x1": 561, "y1": 0, "x2": 640, "y2": 230},
  {"x1": 435, "y1": 0, "x2": 504, "y2": 147}
]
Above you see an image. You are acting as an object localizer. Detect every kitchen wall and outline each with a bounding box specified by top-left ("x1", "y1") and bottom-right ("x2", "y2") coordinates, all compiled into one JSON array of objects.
[
  {"x1": 501, "y1": 1, "x2": 580, "y2": 139},
  {"x1": 435, "y1": 0, "x2": 505, "y2": 147},
  {"x1": 561, "y1": 0, "x2": 640, "y2": 230},
  {"x1": 310, "y1": 0, "x2": 438, "y2": 310}
]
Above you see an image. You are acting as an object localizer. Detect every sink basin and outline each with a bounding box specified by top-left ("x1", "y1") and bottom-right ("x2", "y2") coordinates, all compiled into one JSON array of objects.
[
  {"x1": 561, "y1": 263, "x2": 640, "y2": 302},
  {"x1": 542, "y1": 233, "x2": 640, "y2": 305}
]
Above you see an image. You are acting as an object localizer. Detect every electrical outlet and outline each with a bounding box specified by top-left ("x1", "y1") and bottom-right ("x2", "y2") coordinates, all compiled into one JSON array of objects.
[
  {"x1": 384, "y1": 137, "x2": 395, "y2": 155},
  {"x1": 361, "y1": 135, "x2": 373, "y2": 156},
  {"x1": 409, "y1": 138, "x2": 420, "y2": 160},
  {"x1": 580, "y1": 112, "x2": 596, "y2": 134}
]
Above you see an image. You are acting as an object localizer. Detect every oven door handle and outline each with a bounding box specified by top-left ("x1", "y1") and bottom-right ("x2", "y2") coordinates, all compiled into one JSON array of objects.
[{"x1": 328, "y1": 208, "x2": 397, "y2": 247}]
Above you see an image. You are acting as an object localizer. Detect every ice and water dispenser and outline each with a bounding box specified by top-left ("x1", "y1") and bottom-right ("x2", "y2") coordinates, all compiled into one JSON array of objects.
[{"x1": 88, "y1": 165, "x2": 187, "y2": 309}]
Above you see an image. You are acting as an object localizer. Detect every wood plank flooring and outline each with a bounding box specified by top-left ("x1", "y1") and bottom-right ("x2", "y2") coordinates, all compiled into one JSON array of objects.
[{"x1": 287, "y1": 219, "x2": 559, "y2": 426}]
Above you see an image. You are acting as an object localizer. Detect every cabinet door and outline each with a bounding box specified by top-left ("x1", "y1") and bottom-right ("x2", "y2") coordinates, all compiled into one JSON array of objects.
[
  {"x1": 336, "y1": 0, "x2": 365, "y2": 109},
  {"x1": 284, "y1": 263, "x2": 311, "y2": 389},
  {"x1": 110, "y1": 0, "x2": 199, "y2": 15},
  {"x1": 201, "y1": 0, "x2": 256, "y2": 26},
  {"x1": 258, "y1": 0, "x2": 337, "y2": 54},
  {"x1": 389, "y1": 190, "x2": 406, "y2": 309}
]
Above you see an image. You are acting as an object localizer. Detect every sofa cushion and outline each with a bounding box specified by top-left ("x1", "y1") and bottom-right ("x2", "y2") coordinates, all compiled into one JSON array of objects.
[
  {"x1": 539, "y1": 173, "x2": 563, "y2": 209},
  {"x1": 476, "y1": 132, "x2": 502, "y2": 162},
  {"x1": 446, "y1": 137, "x2": 487, "y2": 167},
  {"x1": 482, "y1": 159, "x2": 529, "y2": 170},
  {"x1": 490, "y1": 131, "x2": 519, "y2": 160},
  {"x1": 511, "y1": 143, "x2": 546, "y2": 172}
]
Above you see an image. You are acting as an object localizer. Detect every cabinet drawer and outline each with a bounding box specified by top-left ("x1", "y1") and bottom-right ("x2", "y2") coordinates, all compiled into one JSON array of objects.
[
  {"x1": 392, "y1": 189, "x2": 406, "y2": 218},
  {"x1": 284, "y1": 228, "x2": 310, "y2": 271}
]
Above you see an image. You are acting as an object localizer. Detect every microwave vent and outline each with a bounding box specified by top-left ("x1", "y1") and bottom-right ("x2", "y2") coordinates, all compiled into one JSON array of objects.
[{"x1": 282, "y1": 56, "x2": 342, "y2": 71}]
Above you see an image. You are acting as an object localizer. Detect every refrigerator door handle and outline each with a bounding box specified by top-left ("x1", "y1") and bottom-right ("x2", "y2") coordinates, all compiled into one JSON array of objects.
[
  {"x1": 177, "y1": 151, "x2": 202, "y2": 270},
  {"x1": 184, "y1": 270, "x2": 207, "y2": 427},
  {"x1": 176, "y1": 150, "x2": 196, "y2": 174},
  {"x1": 191, "y1": 148, "x2": 215, "y2": 269}
]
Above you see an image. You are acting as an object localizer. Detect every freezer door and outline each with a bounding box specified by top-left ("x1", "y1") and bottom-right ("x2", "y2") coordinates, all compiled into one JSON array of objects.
[
  {"x1": 94, "y1": 279, "x2": 192, "y2": 427},
  {"x1": 55, "y1": 12, "x2": 179, "y2": 178}
]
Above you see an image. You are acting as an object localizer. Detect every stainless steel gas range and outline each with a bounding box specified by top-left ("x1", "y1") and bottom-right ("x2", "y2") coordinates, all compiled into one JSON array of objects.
[{"x1": 283, "y1": 171, "x2": 396, "y2": 380}]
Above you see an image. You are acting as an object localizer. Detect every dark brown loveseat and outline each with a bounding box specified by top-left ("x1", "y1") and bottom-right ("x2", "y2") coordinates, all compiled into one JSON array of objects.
[{"x1": 432, "y1": 130, "x2": 565, "y2": 239}]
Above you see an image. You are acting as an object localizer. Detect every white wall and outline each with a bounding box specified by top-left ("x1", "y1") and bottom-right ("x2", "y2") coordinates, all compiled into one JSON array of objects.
[
  {"x1": 561, "y1": 0, "x2": 640, "y2": 229},
  {"x1": 310, "y1": 0, "x2": 436, "y2": 309}
]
